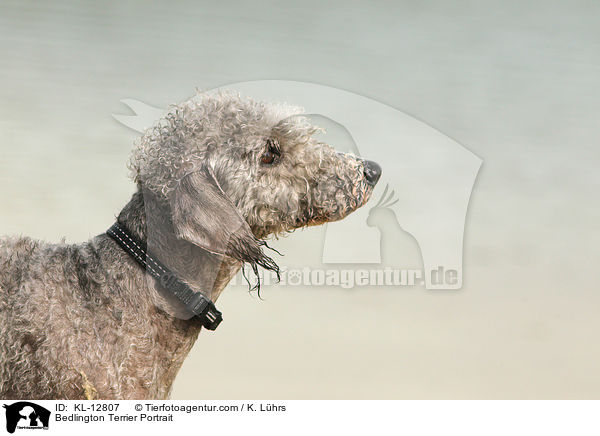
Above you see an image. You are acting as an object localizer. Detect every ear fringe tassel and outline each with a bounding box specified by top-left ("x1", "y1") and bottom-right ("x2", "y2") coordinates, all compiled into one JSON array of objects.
[{"x1": 240, "y1": 239, "x2": 282, "y2": 299}]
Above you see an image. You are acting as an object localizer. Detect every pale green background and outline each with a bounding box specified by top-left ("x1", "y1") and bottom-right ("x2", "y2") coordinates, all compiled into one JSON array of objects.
[{"x1": 0, "y1": 0, "x2": 598, "y2": 398}]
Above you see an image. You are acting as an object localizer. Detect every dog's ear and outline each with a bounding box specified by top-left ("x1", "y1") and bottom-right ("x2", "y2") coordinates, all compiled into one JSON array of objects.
[{"x1": 170, "y1": 167, "x2": 276, "y2": 270}]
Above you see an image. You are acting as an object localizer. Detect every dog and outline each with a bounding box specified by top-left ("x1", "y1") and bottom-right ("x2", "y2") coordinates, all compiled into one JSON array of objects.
[{"x1": 0, "y1": 91, "x2": 381, "y2": 399}]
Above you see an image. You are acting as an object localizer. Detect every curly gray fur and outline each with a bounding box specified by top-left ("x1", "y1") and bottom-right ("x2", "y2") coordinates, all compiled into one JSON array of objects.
[{"x1": 0, "y1": 91, "x2": 379, "y2": 399}]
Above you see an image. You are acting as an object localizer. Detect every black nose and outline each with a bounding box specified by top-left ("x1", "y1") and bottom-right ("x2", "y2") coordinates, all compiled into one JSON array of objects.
[{"x1": 363, "y1": 160, "x2": 382, "y2": 186}]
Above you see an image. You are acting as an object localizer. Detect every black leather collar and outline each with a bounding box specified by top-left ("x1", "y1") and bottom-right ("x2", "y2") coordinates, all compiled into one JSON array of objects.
[{"x1": 107, "y1": 222, "x2": 222, "y2": 330}]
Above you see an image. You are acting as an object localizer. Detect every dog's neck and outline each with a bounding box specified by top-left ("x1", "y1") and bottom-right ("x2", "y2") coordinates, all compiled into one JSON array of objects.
[
  {"x1": 117, "y1": 189, "x2": 242, "y2": 309},
  {"x1": 92, "y1": 190, "x2": 241, "y2": 398}
]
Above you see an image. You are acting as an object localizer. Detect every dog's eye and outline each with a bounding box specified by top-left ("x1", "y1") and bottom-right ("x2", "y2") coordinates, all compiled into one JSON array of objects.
[
  {"x1": 261, "y1": 150, "x2": 276, "y2": 164},
  {"x1": 260, "y1": 139, "x2": 280, "y2": 165}
]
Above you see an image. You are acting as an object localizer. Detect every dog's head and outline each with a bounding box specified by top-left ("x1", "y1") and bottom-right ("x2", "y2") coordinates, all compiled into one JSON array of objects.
[{"x1": 130, "y1": 91, "x2": 380, "y2": 271}]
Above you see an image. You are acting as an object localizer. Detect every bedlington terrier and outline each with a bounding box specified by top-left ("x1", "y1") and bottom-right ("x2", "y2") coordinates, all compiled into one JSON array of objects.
[{"x1": 0, "y1": 91, "x2": 381, "y2": 399}]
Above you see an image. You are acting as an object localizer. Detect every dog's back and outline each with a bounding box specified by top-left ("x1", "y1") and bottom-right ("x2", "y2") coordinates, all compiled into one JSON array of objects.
[{"x1": 0, "y1": 236, "x2": 41, "y2": 299}]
